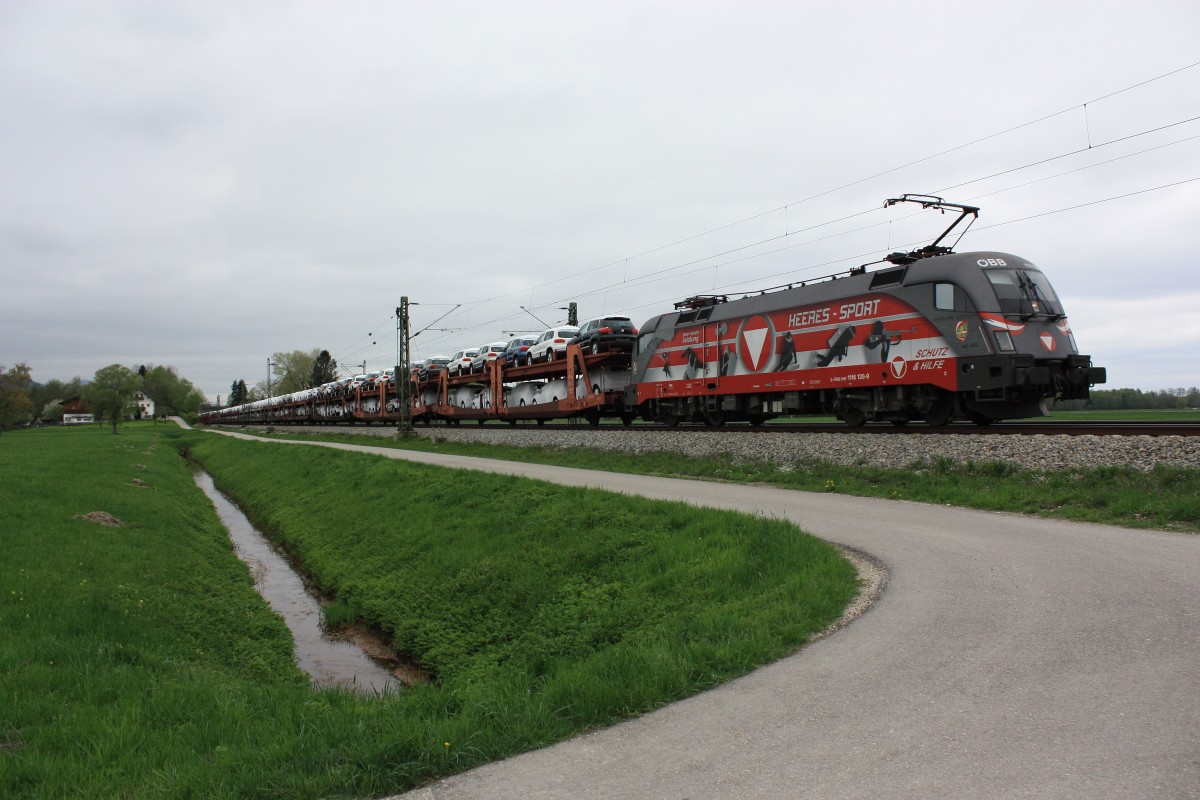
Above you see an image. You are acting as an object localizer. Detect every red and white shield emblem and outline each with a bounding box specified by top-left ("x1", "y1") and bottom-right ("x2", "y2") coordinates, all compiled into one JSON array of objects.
[
  {"x1": 1039, "y1": 332, "x2": 1056, "y2": 351},
  {"x1": 890, "y1": 355, "x2": 907, "y2": 379},
  {"x1": 737, "y1": 315, "x2": 775, "y2": 373}
]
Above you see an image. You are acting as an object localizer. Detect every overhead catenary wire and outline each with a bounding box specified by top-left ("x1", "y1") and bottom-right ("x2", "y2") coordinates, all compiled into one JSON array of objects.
[
  {"x1": 597, "y1": 175, "x2": 1200, "y2": 330},
  {"x1": 361, "y1": 62, "x2": 1200, "y2": 360},
  {"x1": 970, "y1": 177, "x2": 1200, "y2": 232},
  {"x1": 934, "y1": 115, "x2": 1200, "y2": 194},
  {"x1": 408, "y1": 170, "x2": 1200, "y2": 359},
  {"x1": 414, "y1": 151, "x2": 1197, "y2": 357},
  {"x1": 956, "y1": 133, "x2": 1200, "y2": 201},
  {"x1": 419, "y1": 62, "x2": 1200, "y2": 327},
  {"x1": 496, "y1": 122, "x2": 1200, "y2": 326}
]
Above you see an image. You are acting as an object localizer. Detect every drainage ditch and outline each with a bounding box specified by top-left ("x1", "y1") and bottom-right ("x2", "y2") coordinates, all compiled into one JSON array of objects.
[{"x1": 194, "y1": 471, "x2": 404, "y2": 694}]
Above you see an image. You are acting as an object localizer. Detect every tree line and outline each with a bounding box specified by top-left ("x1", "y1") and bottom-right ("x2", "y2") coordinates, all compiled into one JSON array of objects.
[
  {"x1": 1055, "y1": 387, "x2": 1200, "y2": 411},
  {"x1": 0, "y1": 346, "x2": 342, "y2": 434},
  {"x1": 227, "y1": 349, "x2": 338, "y2": 406},
  {"x1": 0, "y1": 362, "x2": 207, "y2": 434}
]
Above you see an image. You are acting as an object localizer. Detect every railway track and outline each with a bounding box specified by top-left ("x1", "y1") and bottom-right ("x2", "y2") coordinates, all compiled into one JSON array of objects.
[
  {"x1": 333, "y1": 419, "x2": 1200, "y2": 437},
  {"x1": 648, "y1": 420, "x2": 1200, "y2": 436}
]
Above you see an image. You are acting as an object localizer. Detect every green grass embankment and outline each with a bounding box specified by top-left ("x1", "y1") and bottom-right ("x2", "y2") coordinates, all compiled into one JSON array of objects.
[
  {"x1": 1, "y1": 424, "x2": 857, "y2": 798},
  {"x1": 239, "y1": 427, "x2": 1200, "y2": 533}
]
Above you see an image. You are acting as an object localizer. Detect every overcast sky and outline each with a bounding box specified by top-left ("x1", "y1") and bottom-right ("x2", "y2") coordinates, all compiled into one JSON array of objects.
[{"x1": 3, "y1": 1, "x2": 1198, "y2": 402}]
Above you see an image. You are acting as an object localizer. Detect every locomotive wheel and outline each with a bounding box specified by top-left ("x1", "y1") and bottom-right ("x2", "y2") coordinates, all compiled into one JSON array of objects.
[
  {"x1": 536, "y1": 418, "x2": 546, "y2": 426},
  {"x1": 703, "y1": 411, "x2": 725, "y2": 427},
  {"x1": 967, "y1": 411, "x2": 995, "y2": 426},
  {"x1": 586, "y1": 412, "x2": 601, "y2": 427},
  {"x1": 747, "y1": 412, "x2": 767, "y2": 427},
  {"x1": 620, "y1": 413, "x2": 636, "y2": 427},
  {"x1": 661, "y1": 413, "x2": 681, "y2": 427},
  {"x1": 841, "y1": 407, "x2": 866, "y2": 427},
  {"x1": 923, "y1": 393, "x2": 954, "y2": 427}
]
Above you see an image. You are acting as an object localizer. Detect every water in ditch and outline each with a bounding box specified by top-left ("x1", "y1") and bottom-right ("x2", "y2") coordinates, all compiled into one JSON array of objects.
[{"x1": 194, "y1": 471, "x2": 401, "y2": 694}]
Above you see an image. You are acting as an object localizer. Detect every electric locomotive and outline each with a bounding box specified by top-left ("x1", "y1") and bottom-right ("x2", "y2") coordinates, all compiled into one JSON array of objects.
[{"x1": 627, "y1": 195, "x2": 1106, "y2": 426}]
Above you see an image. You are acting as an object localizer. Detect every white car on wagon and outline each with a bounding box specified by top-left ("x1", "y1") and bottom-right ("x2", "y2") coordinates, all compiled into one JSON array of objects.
[
  {"x1": 447, "y1": 348, "x2": 480, "y2": 376},
  {"x1": 469, "y1": 341, "x2": 508, "y2": 372},
  {"x1": 528, "y1": 326, "x2": 580, "y2": 363}
]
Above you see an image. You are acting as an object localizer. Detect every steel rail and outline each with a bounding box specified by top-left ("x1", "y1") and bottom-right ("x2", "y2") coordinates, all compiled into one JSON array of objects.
[{"x1": 312, "y1": 419, "x2": 1200, "y2": 437}]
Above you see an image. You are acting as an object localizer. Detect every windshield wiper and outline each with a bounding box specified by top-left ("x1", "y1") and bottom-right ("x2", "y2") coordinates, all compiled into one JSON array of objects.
[
  {"x1": 1018, "y1": 272, "x2": 1063, "y2": 321},
  {"x1": 1013, "y1": 272, "x2": 1055, "y2": 320},
  {"x1": 1013, "y1": 272, "x2": 1037, "y2": 320}
]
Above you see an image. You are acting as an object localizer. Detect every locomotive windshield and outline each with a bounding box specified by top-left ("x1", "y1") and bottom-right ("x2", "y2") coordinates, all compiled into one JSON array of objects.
[
  {"x1": 985, "y1": 268, "x2": 1063, "y2": 320},
  {"x1": 634, "y1": 331, "x2": 658, "y2": 357}
]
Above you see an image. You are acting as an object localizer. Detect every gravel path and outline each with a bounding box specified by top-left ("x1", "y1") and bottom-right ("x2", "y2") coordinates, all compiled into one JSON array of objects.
[{"x1": 245, "y1": 424, "x2": 1200, "y2": 472}]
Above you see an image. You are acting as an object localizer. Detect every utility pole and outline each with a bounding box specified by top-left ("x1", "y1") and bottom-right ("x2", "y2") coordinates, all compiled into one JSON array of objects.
[
  {"x1": 396, "y1": 297, "x2": 413, "y2": 435},
  {"x1": 267, "y1": 357, "x2": 275, "y2": 399}
]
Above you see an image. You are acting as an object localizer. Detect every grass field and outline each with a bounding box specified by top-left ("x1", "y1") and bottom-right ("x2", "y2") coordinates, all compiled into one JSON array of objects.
[
  {"x1": 242, "y1": 425, "x2": 1200, "y2": 533},
  {"x1": 1044, "y1": 408, "x2": 1200, "y2": 421},
  {"x1": 0, "y1": 424, "x2": 857, "y2": 799}
]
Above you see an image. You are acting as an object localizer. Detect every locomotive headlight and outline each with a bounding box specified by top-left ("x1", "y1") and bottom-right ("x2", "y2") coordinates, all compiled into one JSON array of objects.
[{"x1": 994, "y1": 330, "x2": 1015, "y2": 351}]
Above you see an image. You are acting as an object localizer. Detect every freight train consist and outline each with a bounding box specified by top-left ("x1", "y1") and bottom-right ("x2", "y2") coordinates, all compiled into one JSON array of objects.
[{"x1": 201, "y1": 197, "x2": 1106, "y2": 429}]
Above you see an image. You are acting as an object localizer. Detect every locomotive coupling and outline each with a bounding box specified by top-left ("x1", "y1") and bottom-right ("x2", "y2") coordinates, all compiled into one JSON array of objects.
[
  {"x1": 1064, "y1": 354, "x2": 1106, "y2": 387},
  {"x1": 1070, "y1": 365, "x2": 1107, "y2": 386}
]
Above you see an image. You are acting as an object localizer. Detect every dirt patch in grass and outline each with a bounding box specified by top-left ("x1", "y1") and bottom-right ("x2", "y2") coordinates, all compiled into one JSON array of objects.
[
  {"x1": 73, "y1": 511, "x2": 125, "y2": 527},
  {"x1": 0, "y1": 733, "x2": 22, "y2": 754}
]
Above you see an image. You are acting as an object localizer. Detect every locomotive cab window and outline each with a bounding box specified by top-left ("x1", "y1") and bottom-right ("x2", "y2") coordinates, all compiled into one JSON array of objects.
[
  {"x1": 634, "y1": 332, "x2": 657, "y2": 357},
  {"x1": 934, "y1": 283, "x2": 956, "y2": 311},
  {"x1": 985, "y1": 268, "x2": 1063, "y2": 319}
]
